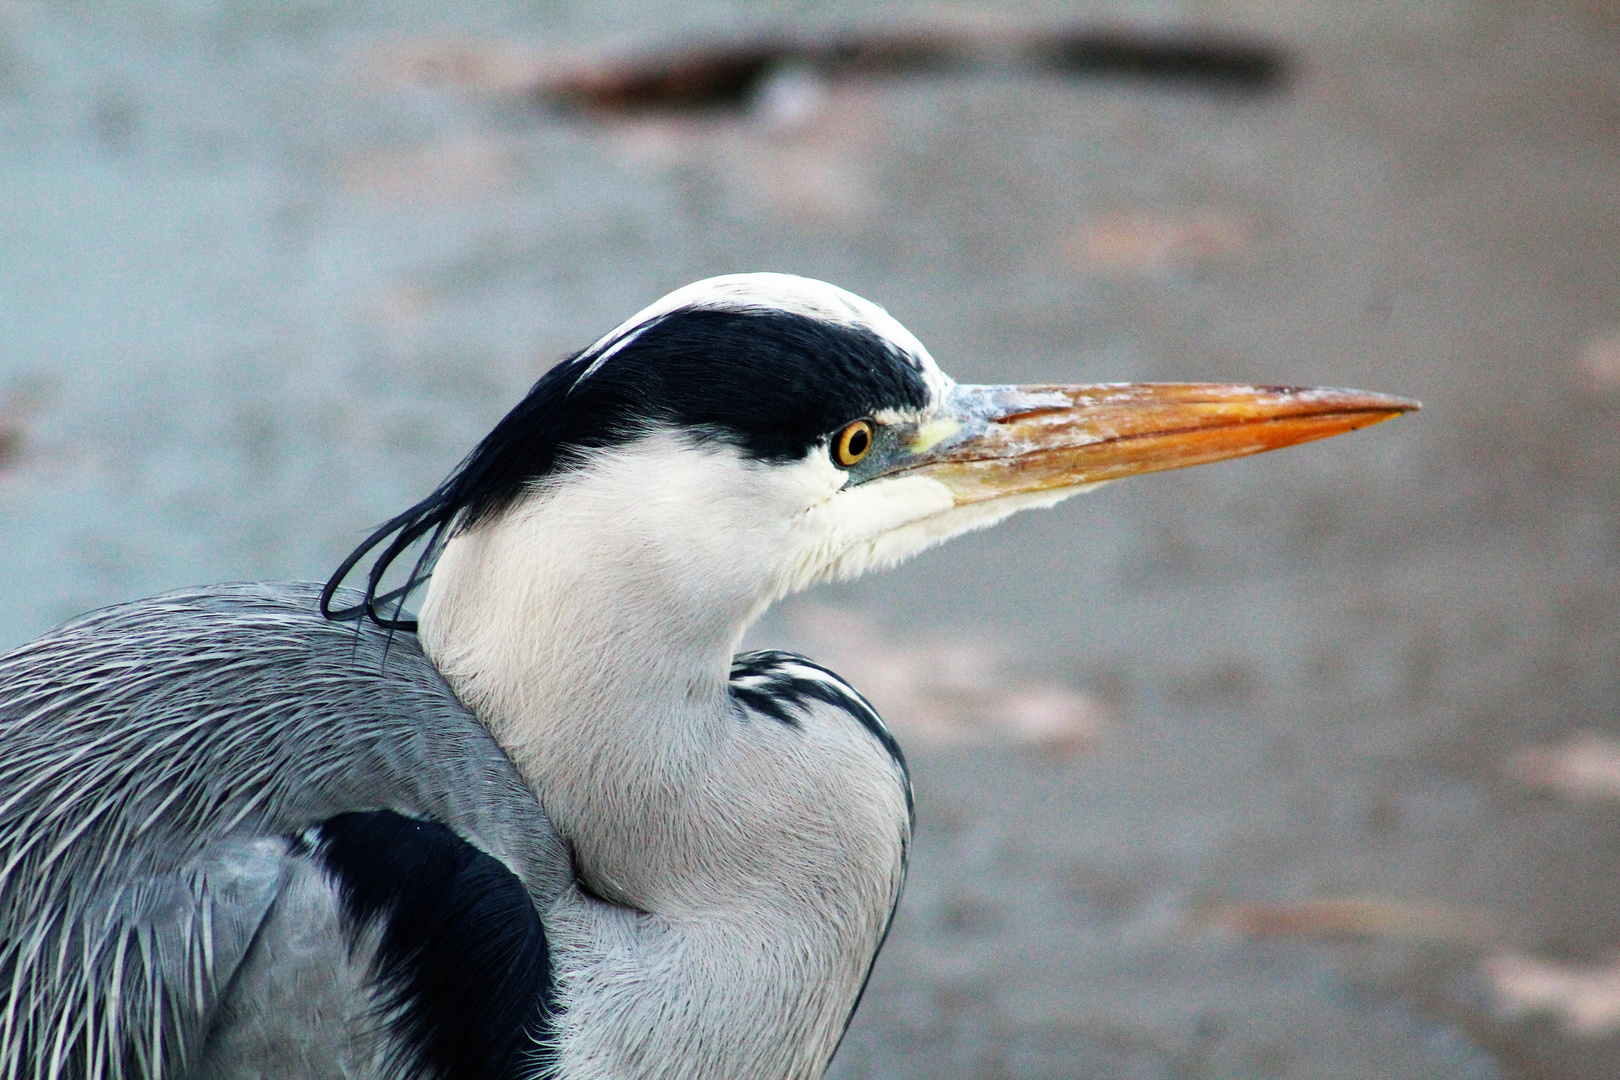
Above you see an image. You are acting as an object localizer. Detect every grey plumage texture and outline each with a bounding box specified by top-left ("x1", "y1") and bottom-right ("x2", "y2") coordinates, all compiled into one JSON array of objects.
[
  {"x1": 0, "y1": 584, "x2": 570, "y2": 1080},
  {"x1": 0, "y1": 276, "x2": 970, "y2": 1079}
]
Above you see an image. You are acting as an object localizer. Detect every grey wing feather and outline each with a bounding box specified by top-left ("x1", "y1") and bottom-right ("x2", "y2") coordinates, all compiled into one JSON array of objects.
[
  {"x1": 0, "y1": 583, "x2": 569, "y2": 1080},
  {"x1": 191, "y1": 853, "x2": 388, "y2": 1080}
]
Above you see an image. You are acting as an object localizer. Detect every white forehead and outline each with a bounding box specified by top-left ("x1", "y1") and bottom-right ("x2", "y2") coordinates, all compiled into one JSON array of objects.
[{"x1": 576, "y1": 273, "x2": 952, "y2": 402}]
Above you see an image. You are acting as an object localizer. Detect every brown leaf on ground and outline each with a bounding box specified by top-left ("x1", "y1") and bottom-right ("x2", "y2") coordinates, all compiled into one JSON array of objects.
[
  {"x1": 740, "y1": 145, "x2": 871, "y2": 219},
  {"x1": 1196, "y1": 896, "x2": 1498, "y2": 943},
  {"x1": 787, "y1": 606, "x2": 1105, "y2": 755},
  {"x1": 1505, "y1": 731, "x2": 1620, "y2": 801},
  {"x1": 0, "y1": 412, "x2": 22, "y2": 470},
  {"x1": 0, "y1": 375, "x2": 56, "y2": 473},
  {"x1": 367, "y1": 283, "x2": 438, "y2": 329},
  {"x1": 1068, "y1": 211, "x2": 1251, "y2": 276},
  {"x1": 1485, "y1": 952, "x2": 1620, "y2": 1036},
  {"x1": 1167, "y1": 656, "x2": 1261, "y2": 706},
  {"x1": 337, "y1": 136, "x2": 516, "y2": 204},
  {"x1": 1578, "y1": 330, "x2": 1620, "y2": 388},
  {"x1": 361, "y1": 37, "x2": 550, "y2": 96}
]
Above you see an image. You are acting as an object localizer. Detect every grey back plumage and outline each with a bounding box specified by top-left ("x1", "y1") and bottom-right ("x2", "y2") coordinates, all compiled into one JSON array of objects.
[{"x1": 0, "y1": 584, "x2": 569, "y2": 1080}]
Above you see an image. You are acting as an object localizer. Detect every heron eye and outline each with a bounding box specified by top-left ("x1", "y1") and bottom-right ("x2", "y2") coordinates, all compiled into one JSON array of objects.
[{"x1": 833, "y1": 420, "x2": 874, "y2": 467}]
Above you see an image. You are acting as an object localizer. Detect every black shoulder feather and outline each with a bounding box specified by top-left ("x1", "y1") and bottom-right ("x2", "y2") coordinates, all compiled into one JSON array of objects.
[{"x1": 314, "y1": 811, "x2": 557, "y2": 1080}]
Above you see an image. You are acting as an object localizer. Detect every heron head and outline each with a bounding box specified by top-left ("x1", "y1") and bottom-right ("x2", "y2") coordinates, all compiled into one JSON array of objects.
[{"x1": 325, "y1": 273, "x2": 1415, "y2": 635}]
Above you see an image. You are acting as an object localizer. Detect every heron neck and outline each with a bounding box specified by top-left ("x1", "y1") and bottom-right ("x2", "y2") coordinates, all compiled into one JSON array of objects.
[
  {"x1": 416, "y1": 483, "x2": 775, "y2": 909},
  {"x1": 414, "y1": 454, "x2": 909, "y2": 1080}
]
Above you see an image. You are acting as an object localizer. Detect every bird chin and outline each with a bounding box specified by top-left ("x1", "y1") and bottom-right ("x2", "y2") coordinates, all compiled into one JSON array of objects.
[
  {"x1": 846, "y1": 481, "x2": 1103, "y2": 577},
  {"x1": 785, "y1": 473, "x2": 1105, "y2": 594}
]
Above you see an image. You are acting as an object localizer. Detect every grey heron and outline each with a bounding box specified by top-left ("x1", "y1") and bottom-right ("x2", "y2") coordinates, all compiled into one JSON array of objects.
[{"x1": 0, "y1": 273, "x2": 1415, "y2": 1080}]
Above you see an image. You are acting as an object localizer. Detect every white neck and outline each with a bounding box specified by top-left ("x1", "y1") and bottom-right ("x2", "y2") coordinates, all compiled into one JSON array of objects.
[{"x1": 417, "y1": 434, "x2": 910, "y2": 1080}]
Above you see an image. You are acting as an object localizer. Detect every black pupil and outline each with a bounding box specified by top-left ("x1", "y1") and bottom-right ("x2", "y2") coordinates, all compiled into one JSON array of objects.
[{"x1": 846, "y1": 427, "x2": 869, "y2": 457}]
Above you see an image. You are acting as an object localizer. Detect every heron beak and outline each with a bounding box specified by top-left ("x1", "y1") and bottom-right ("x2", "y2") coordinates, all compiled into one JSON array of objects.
[{"x1": 887, "y1": 383, "x2": 1419, "y2": 504}]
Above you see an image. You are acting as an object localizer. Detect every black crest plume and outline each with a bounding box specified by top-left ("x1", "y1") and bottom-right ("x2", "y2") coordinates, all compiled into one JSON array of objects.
[{"x1": 321, "y1": 307, "x2": 932, "y2": 630}]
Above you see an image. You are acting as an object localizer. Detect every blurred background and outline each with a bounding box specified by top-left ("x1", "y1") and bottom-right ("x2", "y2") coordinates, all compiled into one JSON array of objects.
[{"x1": 2, "y1": 1, "x2": 1619, "y2": 1077}]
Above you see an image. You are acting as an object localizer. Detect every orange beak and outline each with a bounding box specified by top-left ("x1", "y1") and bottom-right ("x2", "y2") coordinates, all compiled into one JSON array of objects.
[{"x1": 888, "y1": 383, "x2": 1418, "y2": 503}]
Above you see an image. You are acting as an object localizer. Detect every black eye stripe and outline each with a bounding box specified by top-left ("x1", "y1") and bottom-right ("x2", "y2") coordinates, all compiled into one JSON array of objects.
[{"x1": 467, "y1": 310, "x2": 927, "y2": 516}]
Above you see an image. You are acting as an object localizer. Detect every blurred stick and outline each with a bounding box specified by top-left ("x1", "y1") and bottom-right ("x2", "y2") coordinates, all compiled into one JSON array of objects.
[
  {"x1": 1196, "y1": 896, "x2": 1498, "y2": 943},
  {"x1": 533, "y1": 27, "x2": 1292, "y2": 114}
]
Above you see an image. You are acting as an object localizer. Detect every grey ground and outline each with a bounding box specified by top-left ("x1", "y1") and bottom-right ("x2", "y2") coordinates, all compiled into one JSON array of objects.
[{"x1": 1, "y1": 2, "x2": 1618, "y2": 1077}]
